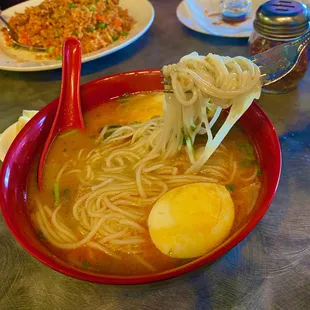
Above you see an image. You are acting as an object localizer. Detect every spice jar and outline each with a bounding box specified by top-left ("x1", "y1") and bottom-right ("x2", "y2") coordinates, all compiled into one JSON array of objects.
[
  {"x1": 222, "y1": 0, "x2": 251, "y2": 23},
  {"x1": 248, "y1": 0, "x2": 309, "y2": 94}
]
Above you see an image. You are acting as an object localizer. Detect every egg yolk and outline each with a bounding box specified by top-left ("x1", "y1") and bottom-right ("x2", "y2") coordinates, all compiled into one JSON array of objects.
[{"x1": 148, "y1": 183, "x2": 235, "y2": 258}]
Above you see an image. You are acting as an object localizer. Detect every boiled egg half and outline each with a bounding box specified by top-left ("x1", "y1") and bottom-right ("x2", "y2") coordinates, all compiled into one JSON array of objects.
[{"x1": 148, "y1": 183, "x2": 235, "y2": 258}]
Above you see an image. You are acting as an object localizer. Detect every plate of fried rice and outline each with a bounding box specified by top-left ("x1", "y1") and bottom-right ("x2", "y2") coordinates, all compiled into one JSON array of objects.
[{"x1": 0, "y1": 0, "x2": 154, "y2": 71}]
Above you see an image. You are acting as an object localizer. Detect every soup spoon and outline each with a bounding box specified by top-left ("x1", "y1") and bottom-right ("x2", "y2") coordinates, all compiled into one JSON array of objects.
[{"x1": 37, "y1": 38, "x2": 85, "y2": 191}]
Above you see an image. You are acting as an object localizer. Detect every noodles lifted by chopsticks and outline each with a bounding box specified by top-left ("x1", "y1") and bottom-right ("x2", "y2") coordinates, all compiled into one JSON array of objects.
[{"x1": 156, "y1": 52, "x2": 261, "y2": 173}]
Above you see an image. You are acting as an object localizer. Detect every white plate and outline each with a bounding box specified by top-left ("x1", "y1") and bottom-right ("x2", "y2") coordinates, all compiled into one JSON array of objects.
[
  {"x1": 0, "y1": 0, "x2": 155, "y2": 72},
  {"x1": 177, "y1": 0, "x2": 258, "y2": 38}
]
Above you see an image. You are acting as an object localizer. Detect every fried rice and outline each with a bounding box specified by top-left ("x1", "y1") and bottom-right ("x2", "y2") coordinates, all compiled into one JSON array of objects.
[{"x1": 2, "y1": 0, "x2": 135, "y2": 59}]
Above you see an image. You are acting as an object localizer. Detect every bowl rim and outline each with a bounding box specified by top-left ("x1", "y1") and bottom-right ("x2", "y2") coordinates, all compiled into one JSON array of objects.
[{"x1": 0, "y1": 69, "x2": 282, "y2": 285}]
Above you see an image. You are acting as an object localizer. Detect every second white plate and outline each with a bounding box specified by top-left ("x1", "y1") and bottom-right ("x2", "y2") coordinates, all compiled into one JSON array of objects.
[
  {"x1": 0, "y1": 0, "x2": 155, "y2": 72},
  {"x1": 177, "y1": 0, "x2": 257, "y2": 38}
]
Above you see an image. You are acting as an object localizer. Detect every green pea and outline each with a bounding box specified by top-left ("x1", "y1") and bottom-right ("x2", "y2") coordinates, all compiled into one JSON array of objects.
[
  {"x1": 96, "y1": 23, "x2": 106, "y2": 29},
  {"x1": 69, "y1": 3, "x2": 77, "y2": 8}
]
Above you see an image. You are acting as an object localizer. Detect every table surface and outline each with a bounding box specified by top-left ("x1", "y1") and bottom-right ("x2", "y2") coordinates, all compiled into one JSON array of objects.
[{"x1": 1, "y1": 1, "x2": 310, "y2": 309}]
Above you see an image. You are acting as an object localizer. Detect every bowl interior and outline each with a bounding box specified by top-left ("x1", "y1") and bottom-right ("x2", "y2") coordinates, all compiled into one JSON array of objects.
[{"x1": 0, "y1": 70, "x2": 281, "y2": 285}]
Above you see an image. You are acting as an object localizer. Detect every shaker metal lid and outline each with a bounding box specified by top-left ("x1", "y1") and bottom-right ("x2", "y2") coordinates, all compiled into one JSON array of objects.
[{"x1": 254, "y1": 0, "x2": 309, "y2": 39}]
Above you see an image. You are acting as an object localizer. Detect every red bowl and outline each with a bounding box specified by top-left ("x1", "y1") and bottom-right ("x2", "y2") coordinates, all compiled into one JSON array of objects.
[{"x1": 0, "y1": 70, "x2": 282, "y2": 285}]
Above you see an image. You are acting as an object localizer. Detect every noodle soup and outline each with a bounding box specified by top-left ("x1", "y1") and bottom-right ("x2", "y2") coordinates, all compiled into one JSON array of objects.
[{"x1": 27, "y1": 92, "x2": 261, "y2": 275}]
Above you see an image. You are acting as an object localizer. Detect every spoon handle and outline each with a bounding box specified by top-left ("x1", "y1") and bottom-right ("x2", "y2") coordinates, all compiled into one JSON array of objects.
[
  {"x1": 38, "y1": 38, "x2": 84, "y2": 191},
  {"x1": 57, "y1": 38, "x2": 84, "y2": 132}
]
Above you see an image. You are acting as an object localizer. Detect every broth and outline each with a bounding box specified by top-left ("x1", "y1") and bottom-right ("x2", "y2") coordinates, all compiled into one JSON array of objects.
[{"x1": 27, "y1": 92, "x2": 261, "y2": 275}]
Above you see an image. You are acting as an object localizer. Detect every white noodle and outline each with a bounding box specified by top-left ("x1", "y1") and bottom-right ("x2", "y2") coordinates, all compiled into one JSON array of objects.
[{"x1": 33, "y1": 52, "x2": 261, "y2": 271}]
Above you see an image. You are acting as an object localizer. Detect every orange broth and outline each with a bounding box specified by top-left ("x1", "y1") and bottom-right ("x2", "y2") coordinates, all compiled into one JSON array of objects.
[{"x1": 27, "y1": 92, "x2": 261, "y2": 275}]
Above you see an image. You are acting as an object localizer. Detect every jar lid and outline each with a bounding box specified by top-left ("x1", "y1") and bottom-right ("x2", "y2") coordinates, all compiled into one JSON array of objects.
[{"x1": 254, "y1": 0, "x2": 309, "y2": 39}]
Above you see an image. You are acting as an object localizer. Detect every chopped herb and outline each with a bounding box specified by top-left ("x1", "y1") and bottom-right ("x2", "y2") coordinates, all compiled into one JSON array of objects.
[
  {"x1": 72, "y1": 30, "x2": 78, "y2": 36},
  {"x1": 181, "y1": 128, "x2": 187, "y2": 145},
  {"x1": 87, "y1": 27, "x2": 95, "y2": 32},
  {"x1": 63, "y1": 148, "x2": 67, "y2": 152},
  {"x1": 238, "y1": 142, "x2": 255, "y2": 160},
  {"x1": 206, "y1": 107, "x2": 210, "y2": 113},
  {"x1": 185, "y1": 136, "x2": 194, "y2": 160},
  {"x1": 59, "y1": 130, "x2": 77, "y2": 138},
  {"x1": 226, "y1": 184, "x2": 235, "y2": 192},
  {"x1": 64, "y1": 188, "x2": 70, "y2": 195},
  {"x1": 88, "y1": 4, "x2": 96, "y2": 11},
  {"x1": 82, "y1": 261, "x2": 90, "y2": 268},
  {"x1": 48, "y1": 46, "x2": 55, "y2": 54},
  {"x1": 116, "y1": 93, "x2": 130, "y2": 103},
  {"x1": 109, "y1": 125, "x2": 121, "y2": 129},
  {"x1": 186, "y1": 136, "x2": 193, "y2": 148},
  {"x1": 38, "y1": 231, "x2": 46, "y2": 240},
  {"x1": 106, "y1": 0, "x2": 109, "y2": 4},
  {"x1": 257, "y1": 169, "x2": 261, "y2": 177},
  {"x1": 95, "y1": 0, "x2": 99, "y2": 2},
  {"x1": 190, "y1": 123, "x2": 196, "y2": 131},
  {"x1": 69, "y1": 3, "x2": 77, "y2": 8},
  {"x1": 120, "y1": 31, "x2": 129, "y2": 36},
  {"x1": 54, "y1": 182, "x2": 60, "y2": 206},
  {"x1": 56, "y1": 55, "x2": 62, "y2": 61},
  {"x1": 96, "y1": 22, "x2": 106, "y2": 29},
  {"x1": 55, "y1": 29, "x2": 60, "y2": 38},
  {"x1": 112, "y1": 35, "x2": 118, "y2": 41},
  {"x1": 102, "y1": 132, "x2": 112, "y2": 140}
]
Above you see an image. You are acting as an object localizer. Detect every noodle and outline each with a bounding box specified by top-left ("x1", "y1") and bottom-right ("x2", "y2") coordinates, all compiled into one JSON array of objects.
[
  {"x1": 31, "y1": 52, "x2": 262, "y2": 272},
  {"x1": 156, "y1": 52, "x2": 261, "y2": 173}
]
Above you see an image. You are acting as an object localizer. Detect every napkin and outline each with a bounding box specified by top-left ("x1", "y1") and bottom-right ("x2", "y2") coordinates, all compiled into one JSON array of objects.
[{"x1": 0, "y1": 110, "x2": 38, "y2": 162}]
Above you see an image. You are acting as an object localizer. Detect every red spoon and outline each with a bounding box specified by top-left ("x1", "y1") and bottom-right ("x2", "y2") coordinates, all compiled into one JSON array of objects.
[{"x1": 38, "y1": 38, "x2": 85, "y2": 191}]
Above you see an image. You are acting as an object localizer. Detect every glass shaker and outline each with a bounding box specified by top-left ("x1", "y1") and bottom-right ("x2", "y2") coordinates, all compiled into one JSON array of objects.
[
  {"x1": 248, "y1": 0, "x2": 309, "y2": 94},
  {"x1": 222, "y1": 0, "x2": 252, "y2": 23}
]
